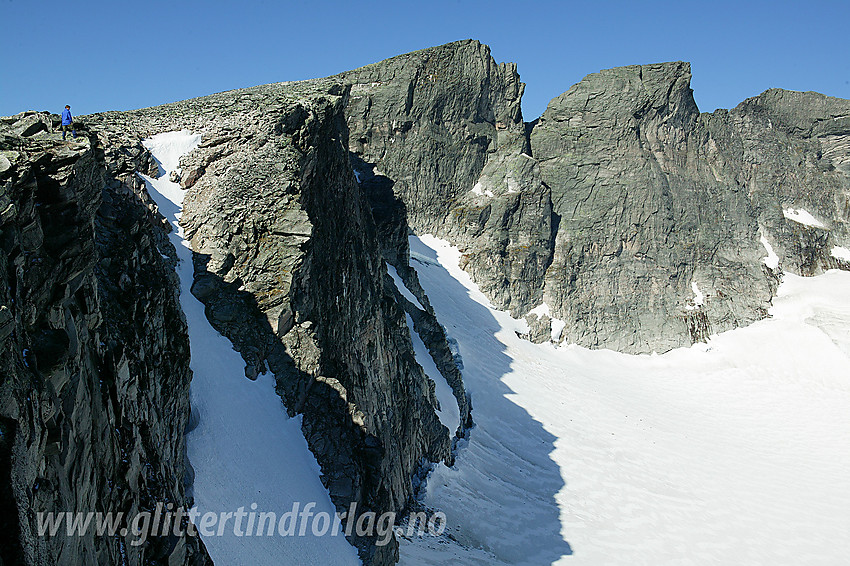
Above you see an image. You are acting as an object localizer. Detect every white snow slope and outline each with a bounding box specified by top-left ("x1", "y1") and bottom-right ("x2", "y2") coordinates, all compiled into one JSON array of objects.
[
  {"x1": 400, "y1": 234, "x2": 850, "y2": 566},
  {"x1": 141, "y1": 131, "x2": 360, "y2": 565},
  {"x1": 833, "y1": 246, "x2": 850, "y2": 262},
  {"x1": 138, "y1": 131, "x2": 849, "y2": 565}
]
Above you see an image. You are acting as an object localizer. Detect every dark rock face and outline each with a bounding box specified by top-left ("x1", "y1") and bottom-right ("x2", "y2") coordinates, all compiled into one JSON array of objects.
[
  {"x1": 84, "y1": 80, "x2": 459, "y2": 564},
  {"x1": 0, "y1": 119, "x2": 209, "y2": 565},
  {"x1": 336, "y1": 47, "x2": 849, "y2": 353}
]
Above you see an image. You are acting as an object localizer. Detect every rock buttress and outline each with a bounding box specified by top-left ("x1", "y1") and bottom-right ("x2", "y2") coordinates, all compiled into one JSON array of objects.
[
  {"x1": 104, "y1": 81, "x2": 455, "y2": 564},
  {"x1": 0, "y1": 116, "x2": 210, "y2": 565},
  {"x1": 335, "y1": 43, "x2": 849, "y2": 353}
]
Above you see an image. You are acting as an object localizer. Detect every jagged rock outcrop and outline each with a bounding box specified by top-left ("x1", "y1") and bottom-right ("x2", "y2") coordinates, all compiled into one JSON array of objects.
[
  {"x1": 703, "y1": 88, "x2": 850, "y2": 275},
  {"x1": 335, "y1": 45, "x2": 850, "y2": 353},
  {"x1": 0, "y1": 116, "x2": 210, "y2": 565},
  {"x1": 339, "y1": 40, "x2": 526, "y2": 233},
  {"x1": 84, "y1": 79, "x2": 460, "y2": 564},
  {"x1": 529, "y1": 62, "x2": 776, "y2": 352},
  {"x1": 386, "y1": 273, "x2": 473, "y2": 441},
  {"x1": 530, "y1": 65, "x2": 849, "y2": 351},
  {"x1": 2, "y1": 80, "x2": 466, "y2": 565},
  {"x1": 340, "y1": 39, "x2": 553, "y2": 332}
]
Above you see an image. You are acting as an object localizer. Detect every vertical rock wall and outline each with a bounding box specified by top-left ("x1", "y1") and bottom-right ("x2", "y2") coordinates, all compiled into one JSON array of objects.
[
  {"x1": 0, "y1": 117, "x2": 209, "y2": 565},
  {"x1": 339, "y1": 40, "x2": 526, "y2": 233},
  {"x1": 335, "y1": 44, "x2": 850, "y2": 354},
  {"x1": 530, "y1": 62, "x2": 775, "y2": 352},
  {"x1": 83, "y1": 80, "x2": 458, "y2": 564},
  {"x1": 704, "y1": 89, "x2": 850, "y2": 275}
]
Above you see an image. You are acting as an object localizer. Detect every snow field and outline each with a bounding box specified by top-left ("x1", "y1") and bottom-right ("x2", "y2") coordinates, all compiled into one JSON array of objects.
[
  {"x1": 400, "y1": 234, "x2": 850, "y2": 566},
  {"x1": 783, "y1": 207, "x2": 826, "y2": 228}
]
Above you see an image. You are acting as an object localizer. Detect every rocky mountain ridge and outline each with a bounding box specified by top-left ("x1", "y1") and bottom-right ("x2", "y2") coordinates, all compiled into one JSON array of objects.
[
  {"x1": 1, "y1": 39, "x2": 848, "y2": 566},
  {"x1": 83, "y1": 79, "x2": 464, "y2": 564},
  {"x1": 4, "y1": 78, "x2": 473, "y2": 564},
  {"x1": 338, "y1": 41, "x2": 849, "y2": 352}
]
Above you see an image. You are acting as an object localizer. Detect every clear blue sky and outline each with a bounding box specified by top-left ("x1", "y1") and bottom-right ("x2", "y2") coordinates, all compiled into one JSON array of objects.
[{"x1": 1, "y1": 0, "x2": 848, "y2": 120}]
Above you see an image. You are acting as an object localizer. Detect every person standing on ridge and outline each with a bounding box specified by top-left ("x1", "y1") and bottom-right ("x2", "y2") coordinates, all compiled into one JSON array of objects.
[{"x1": 61, "y1": 105, "x2": 76, "y2": 140}]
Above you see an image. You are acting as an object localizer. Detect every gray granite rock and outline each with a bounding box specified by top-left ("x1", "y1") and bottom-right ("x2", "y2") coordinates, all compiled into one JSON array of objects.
[
  {"x1": 2, "y1": 40, "x2": 848, "y2": 566},
  {"x1": 528, "y1": 62, "x2": 773, "y2": 352},
  {"x1": 530, "y1": 64, "x2": 849, "y2": 352},
  {"x1": 340, "y1": 40, "x2": 525, "y2": 234},
  {"x1": 703, "y1": 88, "x2": 850, "y2": 275},
  {"x1": 335, "y1": 46, "x2": 849, "y2": 353}
]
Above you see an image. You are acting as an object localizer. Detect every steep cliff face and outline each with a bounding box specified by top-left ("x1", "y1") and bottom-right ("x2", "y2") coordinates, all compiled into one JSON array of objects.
[
  {"x1": 339, "y1": 39, "x2": 553, "y2": 330},
  {"x1": 339, "y1": 39, "x2": 526, "y2": 234},
  {"x1": 704, "y1": 89, "x2": 850, "y2": 276},
  {"x1": 529, "y1": 65, "x2": 849, "y2": 351},
  {"x1": 529, "y1": 62, "x2": 775, "y2": 352},
  {"x1": 335, "y1": 45, "x2": 850, "y2": 353},
  {"x1": 84, "y1": 79, "x2": 460, "y2": 564},
  {"x1": 3, "y1": 83, "x2": 463, "y2": 565},
  {"x1": 0, "y1": 116, "x2": 209, "y2": 565}
]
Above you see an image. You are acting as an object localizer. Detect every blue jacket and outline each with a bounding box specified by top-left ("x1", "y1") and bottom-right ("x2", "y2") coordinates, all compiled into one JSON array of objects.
[{"x1": 61, "y1": 108, "x2": 72, "y2": 125}]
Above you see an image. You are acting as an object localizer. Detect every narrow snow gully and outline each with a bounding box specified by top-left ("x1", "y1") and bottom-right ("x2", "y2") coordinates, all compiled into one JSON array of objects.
[{"x1": 141, "y1": 131, "x2": 360, "y2": 566}]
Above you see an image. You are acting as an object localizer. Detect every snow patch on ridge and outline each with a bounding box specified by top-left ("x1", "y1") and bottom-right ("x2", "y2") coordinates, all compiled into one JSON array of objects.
[
  {"x1": 144, "y1": 130, "x2": 202, "y2": 174},
  {"x1": 387, "y1": 263, "x2": 424, "y2": 310},
  {"x1": 783, "y1": 207, "x2": 826, "y2": 228},
  {"x1": 685, "y1": 281, "x2": 705, "y2": 310},
  {"x1": 832, "y1": 246, "x2": 850, "y2": 262},
  {"x1": 761, "y1": 234, "x2": 780, "y2": 269},
  {"x1": 527, "y1": 303, "x2": 551, "y2": 318},
  {"x1": 550, "y1": 318, "x2": 566, "y2": 342},
  {"x1": 405, "y1": 313, "x2": 461, "y2": 436},
  {"x1": 470, "y1": 181, "x2": 494, "y2": 198},
  {"x1": 527, "y1": 302, "x2": 567, "y2": 342}
]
